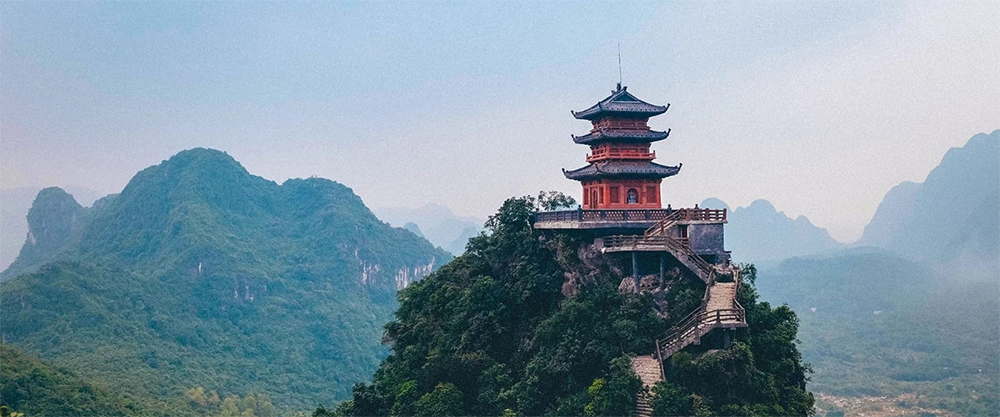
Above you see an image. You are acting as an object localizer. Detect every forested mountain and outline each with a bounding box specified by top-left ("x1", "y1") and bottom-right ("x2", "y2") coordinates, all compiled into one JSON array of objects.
[
  {"x1": 327, "y1": 196, "x2": 813, "y2": 416},
  {"x1": 0, "y1": 148, "x2": 450, "y2": 413},
  {"x1": 0, "y1": 186, "x2": 102, "y2": 272},
  {"x1": 2, "y1": 187, "x2": 88, "y2": 279},
  {"x1": 859, "y1": 130, "x2": 1000, "y2": 264},
  {"x1": 700, "y1": 198, "x2": 843, "y2": 263}
]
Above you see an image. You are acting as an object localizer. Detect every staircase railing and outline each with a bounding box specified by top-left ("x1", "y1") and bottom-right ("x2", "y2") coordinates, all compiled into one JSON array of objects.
[
  {"x1": 654, "y1": 265, "x2": 747, "y2": 361},
  {"x1": 603, "y1": 234, "x2": 715, "y2": 284},
  {"x1": 645, "y1": 210, "x2": 685, "y2": 237},
  {"x1": 655, "y1": 308, "x2": 746, "y2": 359},
  {"x1": 645, "y1": 208, "x2": 727, "y2": 237}
]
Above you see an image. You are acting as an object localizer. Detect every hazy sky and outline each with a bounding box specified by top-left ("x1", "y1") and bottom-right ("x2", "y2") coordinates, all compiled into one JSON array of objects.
[{"x1": 2, "y1": 1, "x2": 997, "y2": 242}]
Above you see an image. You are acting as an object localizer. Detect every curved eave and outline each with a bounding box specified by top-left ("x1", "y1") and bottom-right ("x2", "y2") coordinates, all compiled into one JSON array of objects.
[
  {"x1": 572, "y1": 128, "x2": 671, "y2": 145},
  {"x1": 571, "y1": 105, "x2": 668, "y2": 121},
  {"x1": 562, "y1": 162, "x2": 681, "y2": 181}
]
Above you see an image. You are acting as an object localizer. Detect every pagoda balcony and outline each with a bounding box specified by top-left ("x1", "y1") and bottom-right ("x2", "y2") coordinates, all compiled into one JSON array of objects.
[
  {"x1": 533, "y1": 207, "x2": 726, "y2": 231},
  {"x1": 586, "y1": 149, "x2": 656, "y2": 163}
]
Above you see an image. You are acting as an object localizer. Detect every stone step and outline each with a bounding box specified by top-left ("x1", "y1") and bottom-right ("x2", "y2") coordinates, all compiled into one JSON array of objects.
[
  {"x1": 636, "y1": 392, "x2": 653, "y2": 417},
  {"x1": 630, "y1": 355, "x2": 664, "y2": 389},
  {"x1": 631, "y1": 356, "x2": 662, "y2": 417},
  {"x1": 706, "y1": 282, "x2": 737, "y2": 312}
]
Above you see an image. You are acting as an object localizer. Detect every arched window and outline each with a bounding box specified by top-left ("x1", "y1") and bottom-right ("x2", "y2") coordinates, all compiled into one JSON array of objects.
[{"x1": 626, "y1": 188, "x2": 639, "y2": 204}]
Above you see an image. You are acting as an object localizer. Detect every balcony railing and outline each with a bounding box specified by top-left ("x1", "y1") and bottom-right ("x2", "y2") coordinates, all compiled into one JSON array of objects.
[
  {"x1": 534, "y1": 208, "x2": 674, "y2": 223},
  {"x1": 533, "y1": 208, "x2": 726, "y2": 224},
  {"x1": 586, "y1": 149, "x2": 656, "y2": 162}
]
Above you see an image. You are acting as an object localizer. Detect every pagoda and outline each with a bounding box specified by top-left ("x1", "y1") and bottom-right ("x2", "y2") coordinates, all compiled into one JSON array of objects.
[
  {"x1": 565, "y1": 83, "x2": 679, "y2": 209},
  {"x1": 533, "y1": 83, "x2": 745, "y2": 413}
]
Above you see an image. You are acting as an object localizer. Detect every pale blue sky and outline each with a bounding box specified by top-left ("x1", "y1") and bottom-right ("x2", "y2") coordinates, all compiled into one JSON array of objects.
[{"x1": 2, "y1": 1, "x2": 997, "y2": 241}]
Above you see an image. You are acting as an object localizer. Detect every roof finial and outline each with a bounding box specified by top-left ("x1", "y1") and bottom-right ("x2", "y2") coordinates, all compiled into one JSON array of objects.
[{"x1": 617, "y1": 42, "x2": 623, "y2": 91}]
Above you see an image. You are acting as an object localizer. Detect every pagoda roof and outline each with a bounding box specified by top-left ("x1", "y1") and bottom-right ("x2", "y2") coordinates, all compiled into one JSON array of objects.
[
  {"x1": 572, "y1": 86, "x2": 669, "y2": 120},
  {"x1": 573, "y1": 128, "x2": 671, "y2": 145},
  {"x1": 563, "y1": 161, "x2": 681, "y2": 181}
]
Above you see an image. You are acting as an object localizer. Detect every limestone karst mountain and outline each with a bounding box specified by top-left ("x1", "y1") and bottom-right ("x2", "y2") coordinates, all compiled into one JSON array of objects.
[
  {"x1": 0, "y1": 185, "x2": 102, "y2": 272},
  {"x1": 0, "y1": 148, "x2": 451, "y2": 412},
  {"x1": 859, "y1": 130, "x2": 1000, "y2": 265},
  {"x1": 2, "y1": 187, "x2": 87, "y2": 279},
  {"x1": 700, "y1": 197, "x2": 844, "y2": 263}
]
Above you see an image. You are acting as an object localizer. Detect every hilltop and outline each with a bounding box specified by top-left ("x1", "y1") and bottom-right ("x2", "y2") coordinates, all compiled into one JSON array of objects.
[
  {"x1": 0, "y1": 148, "x2": 451, "y2": 413},
  {"x1": 328, "y1": 196, "x2": 813, "y2": 416}
]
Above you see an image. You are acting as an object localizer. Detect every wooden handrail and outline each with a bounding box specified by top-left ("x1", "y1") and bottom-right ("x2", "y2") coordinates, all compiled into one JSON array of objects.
[
  {"x1": 601, "y1": 234, "x2": 715, "y2": 285},
  {"x1": 655, "y1": 308, "x2": 746, "y2": 354}
]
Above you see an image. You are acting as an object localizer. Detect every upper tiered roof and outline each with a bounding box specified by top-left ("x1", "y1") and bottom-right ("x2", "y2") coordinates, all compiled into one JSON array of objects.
[
  {"x1": 573, "y1": 128, "x2": 671, "y2": 145},
  {"x1": 571, "y1": 85, "x2": 669, "y2": 121}
]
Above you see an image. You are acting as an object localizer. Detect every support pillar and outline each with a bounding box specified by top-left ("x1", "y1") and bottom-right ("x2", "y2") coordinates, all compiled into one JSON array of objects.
[
  {"x1": 659, "y1": 254, "x2": 666, "y2": 291},
  {"x1": 661, "y1": 356, "x2": 674, "y2": 381},
  {"x1": 632, "y1": 252, "x2": 640, "y2": 293},
  {"x1": 722, "y1": 329, "x2": 732, "y2": 349}
]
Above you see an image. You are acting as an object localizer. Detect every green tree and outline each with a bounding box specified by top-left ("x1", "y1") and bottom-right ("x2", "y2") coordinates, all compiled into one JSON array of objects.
[
  {"x1": 534, "y1": 190, "x2": 577, "y2": 211},
  {"x1": 414, "y1": 383, "x2": 463, "y2": 417}
]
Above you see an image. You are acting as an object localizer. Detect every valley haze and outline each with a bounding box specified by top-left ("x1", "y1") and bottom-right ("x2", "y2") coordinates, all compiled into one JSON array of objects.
[{"x1": 1, "y1": 1, "x2": 998, "y2": 417}]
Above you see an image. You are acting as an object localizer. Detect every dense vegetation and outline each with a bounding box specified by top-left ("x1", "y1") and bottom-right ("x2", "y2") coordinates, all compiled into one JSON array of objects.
[
  {"x1": 0, "y1": 149, "x2": 450, "y2": 413},
  {"x1": 757, "y1": 252, "x2": 999, "y2": 416},
  {"x1": 0, "y1": 344, "x2": 152, "y2": 417},
  {"x1": 328, "y1": 195, "x2": 813, "y2": 416}
]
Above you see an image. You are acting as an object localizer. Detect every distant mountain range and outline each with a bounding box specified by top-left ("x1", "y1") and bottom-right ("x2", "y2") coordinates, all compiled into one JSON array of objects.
[
  {"x1": 374, "y1": 204, "x2": 483, "y2": 255},
  {"x1": 700, "y1": 197, "x2": 844, "y2": 264},
  {"x1": 751, "y1": 130, "x2": 1000, "y2": 416},
  {"x1": 703, "y1": 129, "x2": 999, "y2": 269},
  {"x1": 0, "y1": 149, "x2": 450, "y2": 412}
]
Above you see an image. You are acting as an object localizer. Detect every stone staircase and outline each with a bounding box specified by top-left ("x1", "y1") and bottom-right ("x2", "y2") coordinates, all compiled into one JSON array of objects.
[
  {"x1": 655, "y1": 276, "x2": 745, "y2": 359},
  {"x1": 705, "y1": 282, "x2": 738, "y2": 313},
  {"x1": 631, "y1": 355, "x2": 662, "y2": 417},
  {"x1": 612, "y1": 212, "x2": 747, "y2": 417}
]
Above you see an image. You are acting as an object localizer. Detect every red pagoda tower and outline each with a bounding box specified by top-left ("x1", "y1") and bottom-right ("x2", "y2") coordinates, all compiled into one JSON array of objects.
[{"x1": 565, "y1": 84, "x2": 679, "y2": 209}]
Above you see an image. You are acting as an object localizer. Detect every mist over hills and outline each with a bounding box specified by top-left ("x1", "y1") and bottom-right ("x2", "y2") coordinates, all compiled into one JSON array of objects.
[
  {"x1": 754, "y1": 250, "x2": 998, "y2": 415},
  {"x1": 859, "y1": 129, "x2": 999, "y2": 265},
  {"x1": 0, "y1": 148, "x2": 450, "y2": 412},
  {"x1": 374, "y1": 204, "x2": 483, "y2": 255},
  {"x1": 700, "y1": 197, "x2": 844, "y2": 264},
  {"x1": 2, "y1": 129, "x2": 995, "y2": 415},
  {"x1": 750, "y1": 130, "x2": 1000, "y2": 415}
]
